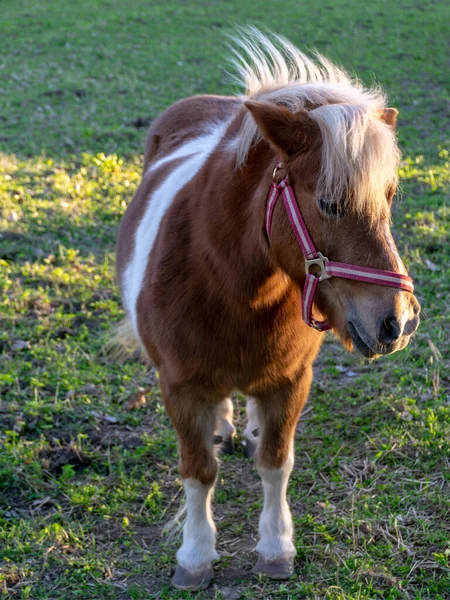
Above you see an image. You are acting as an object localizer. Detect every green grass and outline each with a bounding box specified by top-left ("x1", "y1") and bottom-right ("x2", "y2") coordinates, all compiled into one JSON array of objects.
[{"x1": 0, "y1": 1, "x2": 449, "y2": 598}]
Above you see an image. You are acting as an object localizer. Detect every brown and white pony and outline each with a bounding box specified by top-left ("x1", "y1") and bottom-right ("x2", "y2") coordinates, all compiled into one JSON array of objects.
[{"x1": 116, "y1": 29, "x2": 420, "y2": 590}]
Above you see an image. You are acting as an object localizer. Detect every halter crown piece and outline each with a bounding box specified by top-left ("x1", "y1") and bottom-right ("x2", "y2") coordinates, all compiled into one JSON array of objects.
[{"x1": 266, "y1": 162, "x2": 414, "y2": 332}]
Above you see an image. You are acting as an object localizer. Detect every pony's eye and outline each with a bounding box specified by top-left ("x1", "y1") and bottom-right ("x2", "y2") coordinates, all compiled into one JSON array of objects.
[{"x1": 317, "y1": 197, "x2": 344, "y2": 218}]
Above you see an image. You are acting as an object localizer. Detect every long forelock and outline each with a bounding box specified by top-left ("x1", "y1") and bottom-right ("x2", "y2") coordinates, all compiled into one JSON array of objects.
[{"x1": 230, "y1": 27, "x2": 401, "y2": 221}]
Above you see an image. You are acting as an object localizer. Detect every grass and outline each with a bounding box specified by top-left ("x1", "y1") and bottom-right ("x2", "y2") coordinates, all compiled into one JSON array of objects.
[{"x1": 0, "y1": 0, "x2": 449, "y2": 598}]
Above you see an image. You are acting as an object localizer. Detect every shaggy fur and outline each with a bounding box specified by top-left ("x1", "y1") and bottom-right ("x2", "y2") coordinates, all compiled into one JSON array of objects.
[
  {"x1": 231, "y1": 27, "x2": 401, "y2": 221},
  {"x1": 115, "y1": 28, "x2": 420, "y2": 590}
]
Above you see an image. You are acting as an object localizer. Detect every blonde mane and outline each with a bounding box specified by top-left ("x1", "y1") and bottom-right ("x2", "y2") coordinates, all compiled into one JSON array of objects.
[{"x1": 230, "y1": 28, "x2": 401, "y2": 219}]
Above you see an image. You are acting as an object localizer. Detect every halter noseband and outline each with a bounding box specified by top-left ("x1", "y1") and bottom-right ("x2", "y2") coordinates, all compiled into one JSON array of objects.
[{"x1": 266, "y1": 162, "x2": 414, "y2": 332}]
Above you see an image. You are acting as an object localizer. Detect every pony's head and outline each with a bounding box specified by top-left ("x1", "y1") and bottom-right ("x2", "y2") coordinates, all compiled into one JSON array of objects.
[{"x1": 235, "y1": 30, "x2": 420, "y2": 357}]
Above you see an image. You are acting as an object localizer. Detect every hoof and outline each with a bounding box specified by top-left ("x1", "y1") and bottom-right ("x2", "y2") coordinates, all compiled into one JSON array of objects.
[
  {"x1": 213, "y1": 434, "x2": 235, "y2": 455},
  {"x1": 172, "y1": 564, "x2": 213, "y2": 591},
  {"x1": 244, "y1": 437, "x2": 258, "y2": 459},
  {"x1": 253, "y1": 555, "x2": 295, "y2": 580}
]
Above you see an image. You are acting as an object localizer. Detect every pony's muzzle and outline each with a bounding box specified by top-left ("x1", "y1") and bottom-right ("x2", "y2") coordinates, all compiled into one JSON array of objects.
[{"x1": 348, "y1": 292, "x2": 420, "y2": 358}]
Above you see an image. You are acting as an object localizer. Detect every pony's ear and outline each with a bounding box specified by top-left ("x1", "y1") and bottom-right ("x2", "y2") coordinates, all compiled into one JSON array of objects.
[
  {"x1": 380, "y1": 108, "x2": 398, "y2": 130},
  {"x1": 244, "y1": 100, "x2": 320, "y2": 155}
]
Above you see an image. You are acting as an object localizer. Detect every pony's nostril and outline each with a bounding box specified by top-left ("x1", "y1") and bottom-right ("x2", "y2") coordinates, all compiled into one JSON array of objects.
[
  {"x1": 379, "y1": 314, "x2": 402, "y2": 345},
  {"x1": 403, "y1": 315, "x2": 420, "y2": 336}
]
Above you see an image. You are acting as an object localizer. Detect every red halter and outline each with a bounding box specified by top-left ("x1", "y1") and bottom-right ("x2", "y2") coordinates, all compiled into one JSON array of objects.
[{"x1": 266, "y1": 163, "x2": 414, "y2": 331}]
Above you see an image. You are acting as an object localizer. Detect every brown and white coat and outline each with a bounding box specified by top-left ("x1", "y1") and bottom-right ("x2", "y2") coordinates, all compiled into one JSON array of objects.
[{"x1": 116, "y1": 29, "x2": 420, "y2": 590}]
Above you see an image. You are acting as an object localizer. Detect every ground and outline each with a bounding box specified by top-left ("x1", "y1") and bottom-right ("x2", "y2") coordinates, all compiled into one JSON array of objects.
[{"x1": 0, "y1": 1, "x2": 449, "y2": 599}]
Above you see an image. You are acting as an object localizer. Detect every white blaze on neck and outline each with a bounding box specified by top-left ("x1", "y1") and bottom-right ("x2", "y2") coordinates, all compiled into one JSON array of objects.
[
  {"x1": 147, "y1": 135, "x2": 216, "y2": 174},
  {"x1": 123, "y1": 121, "x2": 229, "y2": 334}
]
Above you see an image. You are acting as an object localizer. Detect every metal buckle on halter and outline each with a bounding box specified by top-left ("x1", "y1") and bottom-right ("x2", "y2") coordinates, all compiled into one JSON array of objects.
[{"x1": 305, "y1": 252, "x2": 332, "y2": 282}]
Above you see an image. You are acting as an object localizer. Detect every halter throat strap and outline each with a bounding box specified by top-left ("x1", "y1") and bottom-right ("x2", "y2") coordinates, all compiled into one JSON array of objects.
[{"x1": 265, "y1": 163, "x2": 414, "y2": 332}]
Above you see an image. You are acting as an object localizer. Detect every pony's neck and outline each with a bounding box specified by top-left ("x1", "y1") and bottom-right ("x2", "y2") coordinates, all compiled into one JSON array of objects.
[{"x1": 198, "y1": 132, "x2": 291, "y2": 306}]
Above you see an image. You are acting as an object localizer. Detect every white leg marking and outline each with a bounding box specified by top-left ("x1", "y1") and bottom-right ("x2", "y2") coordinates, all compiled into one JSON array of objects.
[
  {"x1": 215, "y1": 397, "x2": 236, "y2": 440},
  {"x1": 244, "y1": 397, "x2": 259, "y2": 444},
  {"x1": 256, "y1": 449, "x2": 296, "y2": 560},
  {"x1": 123, "y1": 121, "x2": 230, "y2": 333},
  {"x1": 177, "y1": 479, "x2": 219, "y2": 572}
]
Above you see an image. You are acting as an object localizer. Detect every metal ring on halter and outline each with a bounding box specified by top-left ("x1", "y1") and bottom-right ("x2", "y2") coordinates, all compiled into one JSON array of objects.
[
  {"x1": 305, "y1": 252, "x2": 332, "y2": 282},
  {"x1": 272, "y1": 161, "x2": 283, "y2": 180}
]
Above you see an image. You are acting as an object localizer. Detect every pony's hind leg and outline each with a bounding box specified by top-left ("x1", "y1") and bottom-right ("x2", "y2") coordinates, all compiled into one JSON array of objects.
[
  {"x1": 214, "y1": 397, "x2": 236, "y2": 454},
  {"x1": 253, "y1": 370, "x2": 312, "y2": 579},
  {"x1": 244, "y1": 397, "x2": 260, "y2": 458},
  {"x1": 161, "y1": 381, "x2": 220, "y2": 591}
]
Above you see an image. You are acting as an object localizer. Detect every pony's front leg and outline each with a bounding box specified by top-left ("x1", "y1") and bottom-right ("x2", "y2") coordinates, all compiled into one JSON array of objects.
[
  {"x1": 161, "y1": 382, "x2": 220, "y2": 591},
  {"x1": 254, "y1": 369, "x2": 312, "y2": 579}
]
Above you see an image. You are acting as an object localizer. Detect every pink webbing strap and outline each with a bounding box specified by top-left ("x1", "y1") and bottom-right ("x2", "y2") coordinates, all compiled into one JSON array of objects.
[
  {"x1": 282, "y1": 183, "x2": 316, "y2": 260},
  {"x1": 265, "y1": 184, "x2": 279, "y2": 239},
  {"x1": 265, "y1": 173, "x2": 414, "y2": 332},
  {"x1": 325, "y1": 262, "x2": 414, "y2": 293},
  {"x1": 301, "y1": 272, "x2": 330, "y2": 331}
]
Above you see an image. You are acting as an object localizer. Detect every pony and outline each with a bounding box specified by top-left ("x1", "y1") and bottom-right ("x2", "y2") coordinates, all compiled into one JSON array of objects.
[{"x1": 116, "y1": 28, "x2": 420, "y2": 590}]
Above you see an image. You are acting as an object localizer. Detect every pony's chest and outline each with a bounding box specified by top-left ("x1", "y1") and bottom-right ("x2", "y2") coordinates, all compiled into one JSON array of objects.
[{"x1": 235, "y1": 305, "x2": 322, "y2": 392}]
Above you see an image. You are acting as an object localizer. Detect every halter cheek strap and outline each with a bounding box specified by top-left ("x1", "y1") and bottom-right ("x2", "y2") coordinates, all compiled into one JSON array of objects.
[{"x1": 266, "y1": 164, "x2": 414, "y2": 332}]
